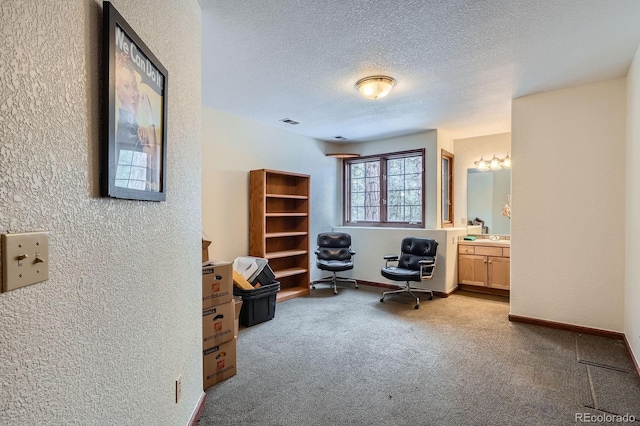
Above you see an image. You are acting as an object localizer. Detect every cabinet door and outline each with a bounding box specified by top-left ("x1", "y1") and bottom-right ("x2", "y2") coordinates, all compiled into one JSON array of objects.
[
  {"x1": 458, "y1": 255, "x2": 487, "y2": 286},
  {"x1": 488, "y1": 257, "x2": 510, "y2": 290}
]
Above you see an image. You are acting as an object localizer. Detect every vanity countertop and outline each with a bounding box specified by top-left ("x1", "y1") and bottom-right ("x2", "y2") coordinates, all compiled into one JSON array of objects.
[{"x1": 459, "y1": 239, "x2": 510, "y2": 247}]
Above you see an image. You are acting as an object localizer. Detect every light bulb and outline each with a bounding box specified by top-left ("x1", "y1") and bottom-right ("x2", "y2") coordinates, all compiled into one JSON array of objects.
[
  {"x1": 477, "y1": 156, "x2": 488, "y2": 171},
  {"x1": 490, "y1": 155, "x2": 501, "y2": 170}
]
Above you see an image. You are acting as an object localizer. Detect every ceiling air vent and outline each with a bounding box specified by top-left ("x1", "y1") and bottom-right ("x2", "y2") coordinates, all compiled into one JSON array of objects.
[{"x1": 279, "y1": 118, "x2": 299, "y2": 125}]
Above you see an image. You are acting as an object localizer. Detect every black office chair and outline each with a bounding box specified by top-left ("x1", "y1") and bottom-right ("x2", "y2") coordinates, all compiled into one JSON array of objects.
[
  {"x1": 380, "y1": 237, "x2": 438, "y2": 309},
  {"x1": 312, "y1": 233, "x2": 357, "y2": 295}
]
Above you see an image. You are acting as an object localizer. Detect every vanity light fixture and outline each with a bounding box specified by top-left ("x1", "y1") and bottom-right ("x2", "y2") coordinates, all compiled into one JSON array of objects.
[
  {"x1": 475, "y1": 153, "x2": 511, "y2": 171},
  {"x1": 355, "y1": 76, "x2": 396, "y2": 100},
  {"x1": 476, "y1": 156, "x2": 489, "y2": 171}
]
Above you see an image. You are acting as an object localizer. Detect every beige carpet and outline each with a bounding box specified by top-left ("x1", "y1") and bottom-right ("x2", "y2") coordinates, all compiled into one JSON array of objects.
[{"x1": 199, "y1": 285, "x2": 640, "y2": 425}]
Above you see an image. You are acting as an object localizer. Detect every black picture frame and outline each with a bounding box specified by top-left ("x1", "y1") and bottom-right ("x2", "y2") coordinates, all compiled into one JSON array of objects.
[{"x1": 102, "y1": 1, "x2": 168, "y2": 201}]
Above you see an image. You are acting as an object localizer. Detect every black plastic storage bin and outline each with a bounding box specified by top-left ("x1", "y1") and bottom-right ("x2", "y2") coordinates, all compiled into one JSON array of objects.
[{"x1": 233, "y1": 281, "x2": 280, "y2": 327}]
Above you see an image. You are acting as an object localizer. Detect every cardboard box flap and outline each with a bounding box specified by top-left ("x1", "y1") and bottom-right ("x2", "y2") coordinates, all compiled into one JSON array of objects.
[
  {"x1": 202, "y1": 232, "x2": 212, "y2": 262},
  {"x1": 202, "y1": 231, "x2": 212, "y2": 249}
]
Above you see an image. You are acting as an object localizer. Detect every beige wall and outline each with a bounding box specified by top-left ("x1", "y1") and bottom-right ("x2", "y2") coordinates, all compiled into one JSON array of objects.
[
  {"x1": 201, "y1": 108, "x2": 340, "y2": 280},
  {"x1": 511, "y1": 78, "x2": 626, "y2": 332},
  {"x1": 626, "y1": 45, "x2": 640, "y2": 365},
  {"x1": 453, "y1": 133, "x2": 511, "y2": 229},
  {"x1": 0, "y1": 1, "x2": 203, "y2": 424}
]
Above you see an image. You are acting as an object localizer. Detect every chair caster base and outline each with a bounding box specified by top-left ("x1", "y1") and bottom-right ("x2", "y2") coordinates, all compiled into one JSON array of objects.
[
  {"x1": 313, "y1": 275, "x2": 356, "y2": 295},
  {"x1": 380, "y1": 282, "x2": 434, "y2": 309}
]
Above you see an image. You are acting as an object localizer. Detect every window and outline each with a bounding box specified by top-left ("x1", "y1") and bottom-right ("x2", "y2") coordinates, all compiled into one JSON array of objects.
[
  {"x1": 344, "y1": 149, "x2": 425, "y2": 227},
  {"x1": 441, "y1": 149, "x2": 454, "y2": 227}
]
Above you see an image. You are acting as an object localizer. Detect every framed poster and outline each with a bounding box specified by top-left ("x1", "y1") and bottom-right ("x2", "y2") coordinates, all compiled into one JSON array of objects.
[{"x1": 102, "y1": 1, "x2": 168, "y2": 201}]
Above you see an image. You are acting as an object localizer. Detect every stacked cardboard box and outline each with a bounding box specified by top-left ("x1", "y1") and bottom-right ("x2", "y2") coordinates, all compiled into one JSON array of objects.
[
  {"x1": 233, "y1": 297, "x2": 243, "y2": 338},
  {"x1": 202, "y1": 260, "x2": 237, "y2": 390}
]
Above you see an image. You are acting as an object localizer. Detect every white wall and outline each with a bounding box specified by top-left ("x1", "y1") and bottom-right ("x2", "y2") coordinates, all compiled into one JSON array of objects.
[
  {"x1": 0, "y1": 1, "x2": 203, "y2": 424},
  {"x1": 453, "y1": 133, "x2": 511, "y2": 228},
  {"x1": 326, "y1": 130, "x2": 439, "y2": 228},
  {"x1": 325, "y1": 131, "x2": 469, "y2": 294},
  {"x1": 333, "y1": 227, "x2": 468, "y2": 294},
  {"x1": 201, "y1": 123, "x2": 463, "y2": 291},
  {"x1": 626, "y1": 45, "x2": 640, "y2": 366},
  {"x1": 201, "y1": 108, "x2": 340, "y2": 280},
  {"x1": 511, "y1": 78, "x2": 626, "y2": 332}
]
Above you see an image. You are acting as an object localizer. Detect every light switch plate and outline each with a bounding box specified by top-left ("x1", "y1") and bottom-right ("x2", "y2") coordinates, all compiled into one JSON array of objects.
[{"x1": 1, "y1": 231, "x2": 49, "y2": 292}]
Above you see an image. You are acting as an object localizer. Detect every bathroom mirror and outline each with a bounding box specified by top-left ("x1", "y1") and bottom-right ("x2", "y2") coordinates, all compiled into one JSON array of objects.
[{"x1": 467, "y1": 168, "x2": 511, "y2": 235}]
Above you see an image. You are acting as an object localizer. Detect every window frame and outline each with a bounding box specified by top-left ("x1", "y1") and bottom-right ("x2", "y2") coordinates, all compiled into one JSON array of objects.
[
  {"x1": 343, "y1": 148, "x2": 426, "y2": 228},
  {"x1": 441, "y1": 149, "x2": 454, "y2": 228}
]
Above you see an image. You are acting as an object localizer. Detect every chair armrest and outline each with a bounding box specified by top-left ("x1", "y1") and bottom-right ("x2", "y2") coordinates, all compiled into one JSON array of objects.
[
  {"x1": 349, "y1": 249, "x2": 356, "y2": 256},
  {"x1": 419, "y1": 257, "x2": 436, "y2": 280},
  {"x1": 383, "y1": 255, "x2": 398, "y2": 268},
  {"x1": 314, "y1": 250, "x2": 320, "y2": 255}
]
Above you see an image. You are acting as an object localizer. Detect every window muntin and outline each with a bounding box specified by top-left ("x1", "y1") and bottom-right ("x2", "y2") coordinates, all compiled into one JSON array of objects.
[{"x1": 345, "y1": 149, "x2": 424, "y2": 227}]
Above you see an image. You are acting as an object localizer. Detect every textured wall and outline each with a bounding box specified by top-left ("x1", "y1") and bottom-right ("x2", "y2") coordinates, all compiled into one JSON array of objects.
[
  {"x1": 0, "y1": 1, "x2": 202, "y2": 424},
  {"x1": 511, "y1": 78, "x2": 626, "y2": 332},
  {"x1": 201, "y1": 108, "x2": 340, "y2": 281},
  {"x1": 626, "y1": 45, "x2": 640, "y2": 367}
]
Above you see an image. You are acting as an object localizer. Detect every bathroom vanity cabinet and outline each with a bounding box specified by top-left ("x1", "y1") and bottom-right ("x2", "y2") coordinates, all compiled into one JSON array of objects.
[{"x1": 458, "y1": 240, "x2": 510, "y2": 292}]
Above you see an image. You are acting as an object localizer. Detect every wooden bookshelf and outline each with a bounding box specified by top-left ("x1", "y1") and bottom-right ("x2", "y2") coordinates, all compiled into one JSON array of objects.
[{"x1": 249, "y1": 169, "x2": 310, "y2": 302}]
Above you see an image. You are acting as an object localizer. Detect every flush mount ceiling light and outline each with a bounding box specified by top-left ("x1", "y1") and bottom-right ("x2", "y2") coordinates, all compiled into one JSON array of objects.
[
  {"x1": 355, "y1": 76, "x2": 396, "y2": 100},
  {"x1": 326, "y1": 153, "x2": 360, "y2": 159}
]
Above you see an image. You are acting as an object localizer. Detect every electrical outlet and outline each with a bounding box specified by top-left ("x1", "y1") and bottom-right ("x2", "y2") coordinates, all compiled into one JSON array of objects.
[{"x1": 175, "y1": 375, "x2": 182, "y2": 403}]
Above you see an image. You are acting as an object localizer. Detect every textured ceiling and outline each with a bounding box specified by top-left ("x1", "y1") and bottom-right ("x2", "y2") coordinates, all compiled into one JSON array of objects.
[{"x1": 199, "y1": 0, "x2": 640, "y2": 142}]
